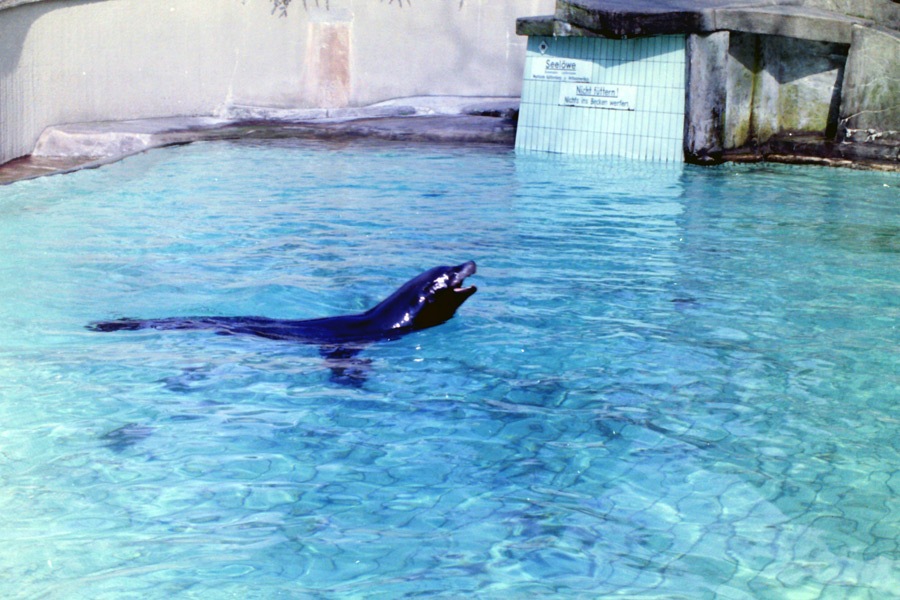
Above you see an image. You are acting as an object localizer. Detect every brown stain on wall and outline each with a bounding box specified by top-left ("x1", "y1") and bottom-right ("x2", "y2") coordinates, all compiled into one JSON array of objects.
[{"x1": 307, "y1": 20, "x2": 351, "y2": 107}]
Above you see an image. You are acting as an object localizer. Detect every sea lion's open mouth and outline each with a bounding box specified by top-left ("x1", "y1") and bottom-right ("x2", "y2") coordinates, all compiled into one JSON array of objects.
[{"x1": 452, "y1": 261, "x2": 477, "y2": 294}]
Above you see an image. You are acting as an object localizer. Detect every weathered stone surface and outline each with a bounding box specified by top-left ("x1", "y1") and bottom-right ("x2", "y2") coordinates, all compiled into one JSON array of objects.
[
  {"x1": 221, "y1": 96, "x2": 520, "y2": 122},
  {"x1": 685, "y1": 32, "x2": 729, "y2": 164},
  {"x1": 0, "y1": 0, "x2": 41, "y2": 10},
  {"x1": 31, "y1": 118, "x2": 226, "y2": 158},
  {"x1": 724, "y1": 134, "x2": 900, "y2": 169},
  {"x1": 554, "y1": 0, "x2": 723, "y2": 38},
  {"x1": 0, "y1": 155, "x2": 101, "y2": 186},
  {"x1": 283, "y1": 115, "x2": 517, "y2": 145},
  {"x1": 718, "y1": 33, "x2": 847, "y2": 149},
  {"x1": 516, "y1": 15, "x2": 556, "y2": 36},
  {"x1": 517, "y1": 0, "x2": 900, "y2": 168},
  {"x1": 759, "y1": 36, "x2": 846, "y2": 138},
  {"x1": 1, "y1": 97, "x2": 521, "y2": 184},
  {"x1": 714, "y1": 5, "x2": 865, "y2": 43},
  {"x1": 522, "y1": 0, "x2": 874, "y2": 42},
  {"x1": 724, "y1": 32, "x2": 757, "y2": 149},
  {"x1": 800, "y1": 0, "x2": 900, "y2": 32},
  {"x1": 839, "y1": 25, "x2": 900, "y2": 144}
]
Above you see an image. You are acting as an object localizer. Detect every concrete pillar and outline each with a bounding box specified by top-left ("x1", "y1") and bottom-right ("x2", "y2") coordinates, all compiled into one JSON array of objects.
[
  {"x1": 839, "y1": 24, "x2": 900, "y2": 145},
  {"x1": 684, "y1": 31, "x2": 729, "y2": 164}
]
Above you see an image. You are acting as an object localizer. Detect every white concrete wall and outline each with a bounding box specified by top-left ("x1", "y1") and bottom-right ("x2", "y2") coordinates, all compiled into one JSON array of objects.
[{"x1": 0, "y1": 0, "x2": 554, "y2": 164}]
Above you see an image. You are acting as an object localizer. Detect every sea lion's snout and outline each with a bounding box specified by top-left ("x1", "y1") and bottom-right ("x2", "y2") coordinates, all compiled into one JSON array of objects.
[{"x1": 452, "y1": 261, "x2": 477, "y2": 295}]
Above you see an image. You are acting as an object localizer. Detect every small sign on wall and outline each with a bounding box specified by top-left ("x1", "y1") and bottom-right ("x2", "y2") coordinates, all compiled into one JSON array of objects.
[
  {"x1": 516, "y1": 34, "x2": 686, "y2": 161},
  {"x1": 559, "y1": 83, "x2": 637, "y2": 111},
  {"x1": 530, "y1": 57, "x2": 593, "y2": 83}
]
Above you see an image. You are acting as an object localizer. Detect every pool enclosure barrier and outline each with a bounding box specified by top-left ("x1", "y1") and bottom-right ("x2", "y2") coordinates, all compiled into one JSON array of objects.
[
  {"x1": 516, "y1": 35, "x2": 686, "y2": 162},
  {"x1": 515, "y1": 0, "x2": 900, "y2": 168}
]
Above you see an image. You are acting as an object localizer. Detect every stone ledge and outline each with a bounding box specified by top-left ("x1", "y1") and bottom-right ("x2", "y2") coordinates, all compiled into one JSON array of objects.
[
  {"x1": 516, "y1": 15, "x2": 557, "y2": 36},
  {"x1": 723, "y1": 134, "x2": 900, "y2": 169},
  {"x1": 30, "y1": 117, "x2": 229, "y2": 159},
  {"x1": 218, "y1": 96, "x2": 520, "y2": 122},
  {"x1": 518, "y1": 0, "x2": 871, "y2": 42},
  {"x1": 714, "y1": 5, "x2": 865, "y2": 43},
  {"x1": 554, "y1": 0, "x2": 727, "y2": 37},
  {"x1": 0, "y1": 97, "x2": 521, "y2": 184},
  {"x1": 0, "y1": 0, "x2": 46, "y2": 11}
]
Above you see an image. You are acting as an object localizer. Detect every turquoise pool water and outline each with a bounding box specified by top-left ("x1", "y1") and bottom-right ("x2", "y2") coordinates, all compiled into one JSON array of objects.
[{"x1": 2, "y1": 140, "x2": 900, "y2": 599}]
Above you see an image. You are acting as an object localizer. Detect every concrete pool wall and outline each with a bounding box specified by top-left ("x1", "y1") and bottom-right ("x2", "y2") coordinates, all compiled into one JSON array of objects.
[{"x1": 0, "y1": 0, "x2": 554, "y2": 167}]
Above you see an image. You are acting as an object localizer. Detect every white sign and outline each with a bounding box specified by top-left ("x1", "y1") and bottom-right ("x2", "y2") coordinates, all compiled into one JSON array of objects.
[
  {"x1": 559, "y1": 83, "x2": 638, "y2": 111},
  {"x1": 531, "y1": 57, "x2": 593, "y2": 83}
]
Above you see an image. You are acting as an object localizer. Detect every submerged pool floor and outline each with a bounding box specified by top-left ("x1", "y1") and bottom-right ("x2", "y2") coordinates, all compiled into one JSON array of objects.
[{"x1": 2, "y1": 140, "x2": 900, "y2": 599}]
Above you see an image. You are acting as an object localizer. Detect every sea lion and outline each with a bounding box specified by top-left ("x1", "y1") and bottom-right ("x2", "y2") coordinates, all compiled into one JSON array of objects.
[{"x1": 89, "y1": 261, "x2": 478, "y2": 384}]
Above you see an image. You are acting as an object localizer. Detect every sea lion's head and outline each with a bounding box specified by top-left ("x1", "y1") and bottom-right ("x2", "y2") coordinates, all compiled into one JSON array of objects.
[{"x1": 374, "y1": 261, "x2": 478, "y2": 332}]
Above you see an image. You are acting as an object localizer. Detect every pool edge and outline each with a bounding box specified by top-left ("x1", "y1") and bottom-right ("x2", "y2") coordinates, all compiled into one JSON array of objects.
[{"x1": 0, "y1": 97, "x2": 521, "y2": 185}]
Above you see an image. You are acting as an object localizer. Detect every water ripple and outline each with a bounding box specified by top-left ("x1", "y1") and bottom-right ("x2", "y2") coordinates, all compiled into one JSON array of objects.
[{"x1": 1, "y1": 141, "x2": 900, "y2": 598}]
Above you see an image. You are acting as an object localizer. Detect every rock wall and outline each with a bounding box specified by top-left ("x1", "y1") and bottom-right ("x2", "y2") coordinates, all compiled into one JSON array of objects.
[
  {"x1": 724, "y1": 33, "x2": 847, "y2": 147},
  {"x1": 0, "y1": 0, "x2": 554, "y2": 165},
  {"x1": 520, "y1": 0, "x2": 900, "y2": 167},
  {"x1": 840, "y1": 25, "x2": 900, "y2": 145},
  {"x1": 686, "y1": 26, "x2": 900, "y2": 165}
]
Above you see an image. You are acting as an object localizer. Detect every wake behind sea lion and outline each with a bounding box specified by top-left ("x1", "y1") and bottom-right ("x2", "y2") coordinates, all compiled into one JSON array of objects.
[{"x1": 88, "y1": 261, "x2": 478, "y2": 385}]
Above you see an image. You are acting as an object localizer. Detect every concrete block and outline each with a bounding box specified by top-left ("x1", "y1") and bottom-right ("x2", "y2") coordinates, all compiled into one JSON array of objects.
[
  {"x1": 713, "y1": 6, "x2": 863, "y2": 44},
  {"x1": 839, "y1": 24, "x2": 900, "y2": 143},
  {"x1": 721, "y1": 33, "x2": 846, "y2": 147},
  {"x1": 685, "y1": 31, "x2": 729, "y2": 163},
  {"x1": 516, "y1": 15, "x2": 556, "y2": 36},
  {"x1": 799, "y1": 0, "x2": 900, "y2": 32},
  {"x1": 32, "y1": 129, "x2": 154, "y2": 159},
  {"x1": 761, "y1": 36, "x2": 846, "y2": 138},
  {"x1": 220, "y1": 105, "x2": 330, "y2": 121},
  {"x1": 723, "y1": 32, "x2": 757, "y2": 148},
  {"x1": 555, "y1": 0, "x2": 719, "y2": 38}
]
